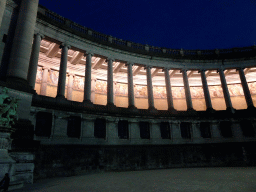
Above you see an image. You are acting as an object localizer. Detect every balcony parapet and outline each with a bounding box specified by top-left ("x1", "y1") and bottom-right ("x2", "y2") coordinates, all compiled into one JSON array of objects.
[{"x1": 32, "y1": 94, "x2": 256, "y2": 120}]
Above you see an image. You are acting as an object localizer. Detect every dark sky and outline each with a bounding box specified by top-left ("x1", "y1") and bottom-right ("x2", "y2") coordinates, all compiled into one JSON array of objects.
[{"x1": 39, "y1": 0, "x2": 256, "y2": 50}]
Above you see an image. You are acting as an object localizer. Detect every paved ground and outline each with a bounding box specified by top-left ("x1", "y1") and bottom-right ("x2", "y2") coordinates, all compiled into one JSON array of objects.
[{"x1": 12, "y1": 167, "x2": 256, "y2": 192}]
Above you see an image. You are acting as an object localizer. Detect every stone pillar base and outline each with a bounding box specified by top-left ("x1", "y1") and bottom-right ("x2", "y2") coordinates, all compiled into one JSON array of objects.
[
  {"x1": 226, "y1": 107, "x2": 235, "y2": 114},
  {"x1": 5, "y1": 77, "x2": 35, "y2": 94},
  {"x1": 107, "y1": 103, "x2": 116, "y2": 110},
  {"x1": 168, "y1": 107, "x2": 177, "y2": 114},
  {"x1": 56, "y1": 94, "x2": 66, "y2": 100},
  {"x1": 206, "y1": 107, "x2": 215, "y2": 113},
  {"x1": 148, "y1": 106, "x2": 157, "y2": 112},
  {"x1": 187, "y1": 108, "x2": 196, "y2": 113},
  {"x1": 83, "y1": 100, "x2": 93, "y2": 107}
]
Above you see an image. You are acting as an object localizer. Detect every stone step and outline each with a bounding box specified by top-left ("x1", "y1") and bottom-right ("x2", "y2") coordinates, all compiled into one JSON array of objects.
[{"x1": 8, "y1": 180, "x2": 24, "y2": 191}]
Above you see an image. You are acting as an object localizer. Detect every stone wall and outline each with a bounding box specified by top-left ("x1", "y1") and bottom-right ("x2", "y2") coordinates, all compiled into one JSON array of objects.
[{"x1": 33, "y1": 143, "x2": 256, "y2": 180}]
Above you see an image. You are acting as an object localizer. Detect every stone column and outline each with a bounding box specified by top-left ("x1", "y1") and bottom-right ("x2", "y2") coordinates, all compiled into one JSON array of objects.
[
  {"x1": 90, "y1": 78, "x2": 96, "y2": 103},
  {"x1": 27, "y1": 33, "x2": 44, "y2": 88},
  {"x1": 181, "y1": 69, "x2": 193, "y2": 111},
  {"x1": 146, "y1": 66, "x2": 155, "y2": 110},
  {"x1": 0, "y1": 0, "x2": 7, "y2": 28},
  {"x1": 164, "y1": 68, "x2": 175, "y2": 111},
  {"x1": 237, "y1": 68, "x2": 254, "y2": 109},
  {"x1": 200, "y1": 70, "x2": 213, "y2": 111},
  {"x1": 107, "y1": 58, "x2": 115, "y2": 106},
  {"x1": 67, "y1": 73, "x2": 74, "y2": 100},
  {"x1": 83, "y1": 53, "x2": 93, "y2": 104},
  {"x1": 40, "y1": 67, "x2": 49, "y2": 95},
  {"x1": 56, "y1": 44, "x2": 70, "y2": 99},
  {"x1": 218, "y1": 69, "x2": 234, "y2": 112},
  {"x1": 7, "y1": 0, "x2": 39, "y2": 81},
  {"x1": 127, "y1": 63, "x2": 136, "y2": 109}
]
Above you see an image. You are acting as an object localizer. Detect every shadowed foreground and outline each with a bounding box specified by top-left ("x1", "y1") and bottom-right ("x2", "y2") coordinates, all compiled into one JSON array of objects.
[{"x1": 12, "y1": 167, "x2": 256, "y2": 192}]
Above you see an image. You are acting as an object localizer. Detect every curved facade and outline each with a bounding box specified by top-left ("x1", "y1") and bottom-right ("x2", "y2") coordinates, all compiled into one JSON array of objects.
[{"x1": 0, "y1": 0, "x2": 256, "y2": 183}]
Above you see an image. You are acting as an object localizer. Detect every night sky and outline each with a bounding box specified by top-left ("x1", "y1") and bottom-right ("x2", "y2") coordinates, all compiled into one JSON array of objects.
[{"x1": 39, "y1": 0, "x2": 256, "y2": 50}]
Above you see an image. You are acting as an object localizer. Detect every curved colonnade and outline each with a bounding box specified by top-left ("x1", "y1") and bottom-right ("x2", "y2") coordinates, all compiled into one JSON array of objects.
[
  {"x1": 0, "y1": 0, "x2": 256, "y2": 181},
  {"x1": 24, "y1": 6, "x2": 256, "y2": 112}
]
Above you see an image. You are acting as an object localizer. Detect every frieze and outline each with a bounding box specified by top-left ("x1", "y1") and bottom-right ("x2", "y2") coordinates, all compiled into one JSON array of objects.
[
  {"x1": 115, "y1": 83, "x2": 128, "y2": 96},
  {"x1": 49, "y1": 70, "x2": 59, "y2": 85},
  {"x1": 95, "y1": 80, "x2": 107, "y2": 94},
  {"x1": 35, "y1": 67, "x2": 256, "y2": 98},
  {"x1": 134, "y1": 85, "x2": 148, "y2": 98},
  {"x1": 35, "y1": 66, "x2": 43, "y2": 83},
  {"x1": 73, "y1": 76, "x2": 84, "y2": 90}
]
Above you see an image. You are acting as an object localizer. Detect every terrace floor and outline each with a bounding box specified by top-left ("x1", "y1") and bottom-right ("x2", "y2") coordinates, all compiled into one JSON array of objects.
[{"x1": 12, "y1": 167, "x2": 256, "y2": 192}]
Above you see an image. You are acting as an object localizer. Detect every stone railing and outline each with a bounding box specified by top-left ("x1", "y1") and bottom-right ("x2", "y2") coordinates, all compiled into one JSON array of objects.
[{"x1": 37, "y1": 5, "x2": 256, "y2": 60}]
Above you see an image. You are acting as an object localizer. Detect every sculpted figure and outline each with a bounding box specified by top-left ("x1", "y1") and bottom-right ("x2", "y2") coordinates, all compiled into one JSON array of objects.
[{"x1": 0, "y1": 88, "x2": 18, "y2": 128}]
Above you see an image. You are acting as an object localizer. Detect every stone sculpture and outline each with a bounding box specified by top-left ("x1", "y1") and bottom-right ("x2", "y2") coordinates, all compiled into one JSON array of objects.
[{"x1": 0, "y1": 88, "x2": 18, "y2": 128}]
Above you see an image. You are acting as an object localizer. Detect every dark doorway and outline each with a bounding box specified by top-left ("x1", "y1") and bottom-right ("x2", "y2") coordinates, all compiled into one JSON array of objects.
[
  {"x1": 219, "y1": 121, "x2": 233, "y2": 138},
  {"x1": 118, "y1": 120, "x2": 129, "y2": 139},
  {"x1": 35, "y1": 112, "x2": 52, "y2": 137},
  {"x1": 160, "y1": 122, "x2": 171, "y2": 139},
  {"x1": 200, "y1": 122, "x2": 211, "y2": 138},
  {"x1": 94, "y1": 118, "x2": 106, "y2": 139},
  {"x1": 67, "y1": 116, "x2": 81, "y2": 138},
  {"x1": 180, "y1": 122, "x2": 191, "y2": 139},
  {"x1": 139, "y1": 122, "x2": 150, "y2": 139}
]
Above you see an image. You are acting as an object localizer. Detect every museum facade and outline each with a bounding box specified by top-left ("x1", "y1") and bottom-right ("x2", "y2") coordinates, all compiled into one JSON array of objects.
[{"x1": 0, "y1": 0, "x2": 255, "y2": 185}]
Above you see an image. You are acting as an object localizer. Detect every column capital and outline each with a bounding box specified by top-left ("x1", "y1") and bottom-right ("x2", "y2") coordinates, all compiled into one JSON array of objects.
[
  {"x1": 162, "y1": 67, "x2": 170, "y2": 72},
  {"x1": 198, "y1": 69, "x2": 206, "y2": 73},
  {"x1": 42, "y1": 66, "x2": 50, "y2": 71},
  {"x1": 106, "y1": 58, "x2": 115, "y2": 62},
  {"x1": 68, "y1": 72, "x2": 75, "y2": 77},
  {"x1": 35, "y1": 33, "x2": 45, "y2": 39},
  {"x1": 217, "y1": 67, "x2": 225, "y2": 73},
  {"x1": 85, "y1": 52, "x2": 94, "y2": 57},
  {"x1": 180, "y1": 68, "x2": 188, "y2": 73},
  {"x1": 236, "y1": 67, "x2": 245, "y2": 72},
  {"x1": 144, "y1": 65, "x2": 152, "y2": 70},
  {"x1": 60, "y1": 43, "x2": 71, "y2": 49},
  {"x1": 125, "y1": 62, "x2": 134, "y2": 66}
]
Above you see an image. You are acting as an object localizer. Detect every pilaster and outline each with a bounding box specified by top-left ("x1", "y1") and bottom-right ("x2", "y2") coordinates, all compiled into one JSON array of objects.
[{"x1": 40, "y1": 67, "x2": 50, "y2": 96}]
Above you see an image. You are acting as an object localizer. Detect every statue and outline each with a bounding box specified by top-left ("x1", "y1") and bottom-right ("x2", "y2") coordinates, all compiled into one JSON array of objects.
[{"x1": 0, "y1": 88, "x2": 19, "y2": 128}]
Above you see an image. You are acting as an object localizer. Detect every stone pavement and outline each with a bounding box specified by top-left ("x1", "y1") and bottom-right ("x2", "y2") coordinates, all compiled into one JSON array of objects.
[{"x1": 12, "y1": 167, "x2": 256, "y2": 192}]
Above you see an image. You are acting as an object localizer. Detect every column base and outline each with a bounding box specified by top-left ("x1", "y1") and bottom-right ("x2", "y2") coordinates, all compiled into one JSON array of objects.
[
  {"x1": 247, "y1": 105, "x2": 256, "y2": 111},
  {"x1": 128, "y1": 105, "x2": 137, "y2": 110},
  {"x1": 187, "y1": 108, "x2": 196, "y2": 113},
  {"x1": 206, "y1": 107, "x2": 215, "y2": 113},
  {"x1": 148, "y1": 106, "x2": 157, "y2": 113},
  {"x1": 168, "y1": 107, "x2": 177, "y2": 114},
  {"x1": 226, "y1": 107, "x2": 235, "y2": 114},
  {"x1": 107, "y1": 103, "x2": 116, "y2": 110},
  {"x1": 56, "y1": 94, "x2": 66, "y2": 100},
  {"x1": 83, "y1": 99, "x2": 93, "y2": 107},
  {"x1": 128, "y1": 105, "x2": 138, "y2": 113}
]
